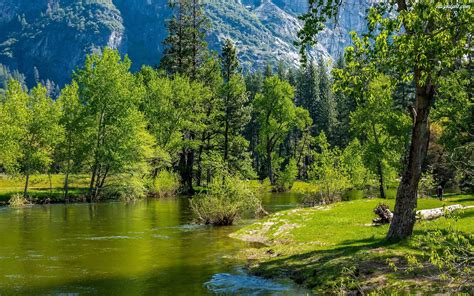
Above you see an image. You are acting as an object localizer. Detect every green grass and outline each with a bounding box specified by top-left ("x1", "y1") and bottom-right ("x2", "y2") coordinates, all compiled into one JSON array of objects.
[
  {"x1": 0, "y1": 174, "x2": 90, "y2": 203},
  {"x1": 232, "y1": 195, "x2": 474, "y2": 294}
]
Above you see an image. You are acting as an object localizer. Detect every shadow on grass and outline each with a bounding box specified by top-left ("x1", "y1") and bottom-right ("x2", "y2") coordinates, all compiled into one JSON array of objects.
[{"x1": 253, "y1": 236, "x2": 398, "y2": 290}]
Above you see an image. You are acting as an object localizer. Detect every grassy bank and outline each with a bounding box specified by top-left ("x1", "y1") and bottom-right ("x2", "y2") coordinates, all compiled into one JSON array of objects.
[
  {"x1": 231, "y1": 195, "x2": 474, "y2": 294},
  {"x1": 0, "y1": 174, "x2": 90, "y2": 204}
]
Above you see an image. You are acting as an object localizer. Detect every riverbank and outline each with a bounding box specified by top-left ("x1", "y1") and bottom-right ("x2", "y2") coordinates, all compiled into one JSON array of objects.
[{"x1": 231, "y1": 195, "x2": 474, "y2": 294}]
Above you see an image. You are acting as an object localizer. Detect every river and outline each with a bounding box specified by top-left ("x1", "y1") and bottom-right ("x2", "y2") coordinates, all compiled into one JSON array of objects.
[{"x1": 0, "y1": 193, "x2": 308, "y2": 295}]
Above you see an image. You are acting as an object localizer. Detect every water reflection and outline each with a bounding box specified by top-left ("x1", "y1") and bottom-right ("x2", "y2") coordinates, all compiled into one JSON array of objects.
[{"x1": 0, "y1": 193, "x2": 304, "y2": 295}]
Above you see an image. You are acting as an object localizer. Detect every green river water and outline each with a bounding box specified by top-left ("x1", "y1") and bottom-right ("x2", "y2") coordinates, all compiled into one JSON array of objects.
[{"x1": 0, "y1": 193, "x2": 308, "y2": 295}]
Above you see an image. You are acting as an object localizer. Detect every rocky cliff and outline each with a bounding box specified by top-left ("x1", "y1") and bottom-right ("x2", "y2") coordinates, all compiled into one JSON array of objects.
[{"x1": 0, "y1": 0, "x2": 371, "y2": 87}]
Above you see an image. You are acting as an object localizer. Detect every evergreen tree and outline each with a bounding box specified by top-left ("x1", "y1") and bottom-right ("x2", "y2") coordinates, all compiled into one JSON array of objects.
[
  {"x1": 332, "y1": 55, "x2": 356, "y2": 148},
  {"x1": 296, "y1": 61, "x2": 319, "y2": 134},
  {"x1": 318, "y1": 58, "x2": 338, "y2": 143},
  {"x1": 219, "y1": 40, "x2": 251, "y2": 175},
  {"x1": 160, "y1": 0, "x2": 209, "y2": 80}
]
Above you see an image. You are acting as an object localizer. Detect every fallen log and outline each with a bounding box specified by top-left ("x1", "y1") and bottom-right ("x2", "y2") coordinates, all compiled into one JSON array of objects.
[
  {"x1": 417, "y1": 204, "x2": 474, "y2": 220},
  {"x1": 373, "y1": 204, "x2": 474, "y2": 225}
]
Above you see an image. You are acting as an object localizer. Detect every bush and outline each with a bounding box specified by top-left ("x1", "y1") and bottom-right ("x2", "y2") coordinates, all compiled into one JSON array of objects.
[
  {"x1": 149, "y1": 170, "x2": 180, "y2": 198},
  {"x1": 274, "y1": 159, "x2": 298, "y2": 192},
  {"x1": 102, "y1": 175, "x2": 147, "y2": 201},
  {"x1": 191, "y1": 176, "x2": 264, "y2": 226},
  {"x1": 300, "y1": 191, "x2": 341, "y2": 207},
  {"x1": 9, "y1": 193, "x2": 29, "y2": 207}
]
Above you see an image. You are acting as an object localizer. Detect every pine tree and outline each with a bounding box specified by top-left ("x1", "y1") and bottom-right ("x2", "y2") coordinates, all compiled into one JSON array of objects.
[
  {"x1": 219, "y1": 40, "x2": 251, "y2": 174},
  {"x1": 160, "y1": 0, "x2": 210, "y2": 193},
  {"x1": 160, "y1": 0, "x2": 209, "y2": 80},
  {"x1": 318, "y1": 58, "x2": 337, "y2": 143}
]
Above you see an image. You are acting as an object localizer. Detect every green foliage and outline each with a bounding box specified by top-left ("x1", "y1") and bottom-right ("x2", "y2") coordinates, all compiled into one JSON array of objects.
[
  {"x1": 341, "y1": 139, "x2": 375, "y2": 189},
  {"x1": 191, "y1": 175, "x2": 263, "y2": 226},
  {"x1": 350, "y1": 74, "x2": 411, "y2": 197},
  {"x1": 418, "y1": 170, "x2": 436, "y2": 198},
  {"x1": 308, "y1": 132, "x2": 351, "y2": 204},
  {"x1": 149, "y1": 170, "x2": 181, "y2": 198},
  {"x1": 102, "y1": 174, "x2": 148, "y2": 202},
  {"x1": 275, "y1": 159, "x2": 298, "y2": 192},
  {"x1": 0, "y1": 80, "x2": 63, "y2": 196},
  {"x1": 393, "y1": 225, "x2": 474, "y2": 292},
  {"x1": 74, "y1": 48, "x2": 154, "y2": 199},
  {"x1": 160, "y1": 0, "x2": 210, "y2": 79},
  {"x1": 254, "y1": 76, "x2": 312, "y2": 184}
]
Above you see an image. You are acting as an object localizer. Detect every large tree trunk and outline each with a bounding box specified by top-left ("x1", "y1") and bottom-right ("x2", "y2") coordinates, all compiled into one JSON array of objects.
[{"x1": 387, "y1": 80, "x2": 435, "y2": 241}]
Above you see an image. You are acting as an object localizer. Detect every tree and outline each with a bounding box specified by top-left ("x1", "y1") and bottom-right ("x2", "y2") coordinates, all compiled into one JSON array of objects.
[
  {"x1": 317, "y1": 58, "x2": 338, "y2": 144},
  {"x1": 351, "y1": 75, "x2": 411, "y2": 199},
  {"x1": 0, "y1": 80, "x2": 63, "y2": 197},
  {"x1": 0, "y1": 80, "x2": 29, "y2": 175},
  {"x1": 56, "y1": 82, "x2": 85, "y2": 199},
  {"x1": 160, "y1": 0, "x2": 209, "y2": 80},
  {"x1": 74, "y1": 48, "x2": 154, "y2": 200},
  {"x1": 309, "y1": 132, "x2": 351, "y2": 203},
  {"x1": 254, "y1": 76, "x2": 311, "y2": 184},
  {"x1": 296, "y1": 61, "x2": 319, "y2": 135},
  {"x1": 219, "y1": 39, "x2": 251, "y2": 174},
  {"x1": 139, "y1": 68, "x2": 209, "y2": 193},
  {"x1": 300, "y1": 0, "x2": 473, "y2": 240}
]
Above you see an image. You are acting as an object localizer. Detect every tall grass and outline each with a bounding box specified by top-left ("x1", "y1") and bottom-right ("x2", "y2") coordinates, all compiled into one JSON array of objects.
[{"x1": 8, "y1": 193, "x2": 29, "y2": 207}]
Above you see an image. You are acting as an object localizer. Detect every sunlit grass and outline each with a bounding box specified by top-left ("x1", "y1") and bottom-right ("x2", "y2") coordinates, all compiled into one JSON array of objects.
[{"x1": 233, "y1": 195, "x2": 474, "y2": 293}]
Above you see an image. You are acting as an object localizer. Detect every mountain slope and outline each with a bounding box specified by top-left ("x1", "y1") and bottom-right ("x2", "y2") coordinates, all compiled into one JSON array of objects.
[{"x1": 0, "y1": 0, "x2": 371, "y2": 87}]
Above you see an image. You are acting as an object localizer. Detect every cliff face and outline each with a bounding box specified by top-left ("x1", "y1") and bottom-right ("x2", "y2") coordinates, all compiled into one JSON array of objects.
[{"x1": 0, "y1": 0, "x2": 371, "y2": 87}]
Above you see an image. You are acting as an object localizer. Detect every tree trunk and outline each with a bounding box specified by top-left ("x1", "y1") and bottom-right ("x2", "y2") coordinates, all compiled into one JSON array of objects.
[
  {"x1": 267, "y1": 146, "x2": 274, "y2": 185},
  {"x1": 196, "y1": 144, "x2": 203, "y2": 187},
  {"x1": 371, "y1": 123, "x2": 386, "y2": 199},
  {"x1": 224, "y1": 120, "x2": 229, "y2": 162},
  {"x1": 24, "y1": 173, "x2": 30, "y2": 198},
  {"x1": 387, "y1": 81, "x2": 434, "y2": 241},
  {"x1": 64, "y1": 170, "x2": 70, "y2": 201},
  {"x1": 377, "y1": 161, "x2": 386, "y2": 199},
  {"x1": 179, "y1": 147, "x2": 195, "y2": 195}
]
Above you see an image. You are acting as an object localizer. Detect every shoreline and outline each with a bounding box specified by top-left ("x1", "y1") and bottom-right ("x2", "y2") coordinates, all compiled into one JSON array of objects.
[{"x1": 230, "y1": 196, "x2": 474, "y2": 294}]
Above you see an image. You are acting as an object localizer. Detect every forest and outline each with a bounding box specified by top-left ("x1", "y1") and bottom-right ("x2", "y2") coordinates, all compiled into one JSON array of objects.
[{"x1": 0, "y1": 0, "x2": 472, "y2": 294}]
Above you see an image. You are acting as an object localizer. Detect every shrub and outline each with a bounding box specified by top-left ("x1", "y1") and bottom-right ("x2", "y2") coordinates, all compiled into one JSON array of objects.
[
  {"x1": 9, "y1": 193, "x2": 29, "y2": 207},
  {"x1": 149, "y1": 170, "x2": 180, "y2": 198},
  {"x1": 274, "y1": 159, "x2": 298, "y2": 192},
  {"x1": 191, "y1": 176, "x2": 264, "y2": 226},
  {"x1": 102, "y1": 175, "x2": 147, "y2": 201}
]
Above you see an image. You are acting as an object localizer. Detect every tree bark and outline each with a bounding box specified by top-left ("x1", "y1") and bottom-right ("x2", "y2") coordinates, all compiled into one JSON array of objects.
[
  {"x1": 371, "y1": 123, "x2": 386, "y2": 199},
  {"x1": 23, "y1": 173, "x2": 30, "y2": 198},
  {"x1": 387, "y1": 80, "x2": 434, "y2": 241},
  {"x1": 377, "y1": 161, "x2": 386, "y2": 199},
  {"x1": 179, "y1": 147, "x2": 195, "y2": 195},
  {"x1": 64, "y1": 170, "x2": 70, "y2": 201},
  {"x1": 267, "y1": 146, "x2": 274, "y2": 185},
  {"x1": 224, "y1": 120, "x2": 229, "y2": 162}
]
